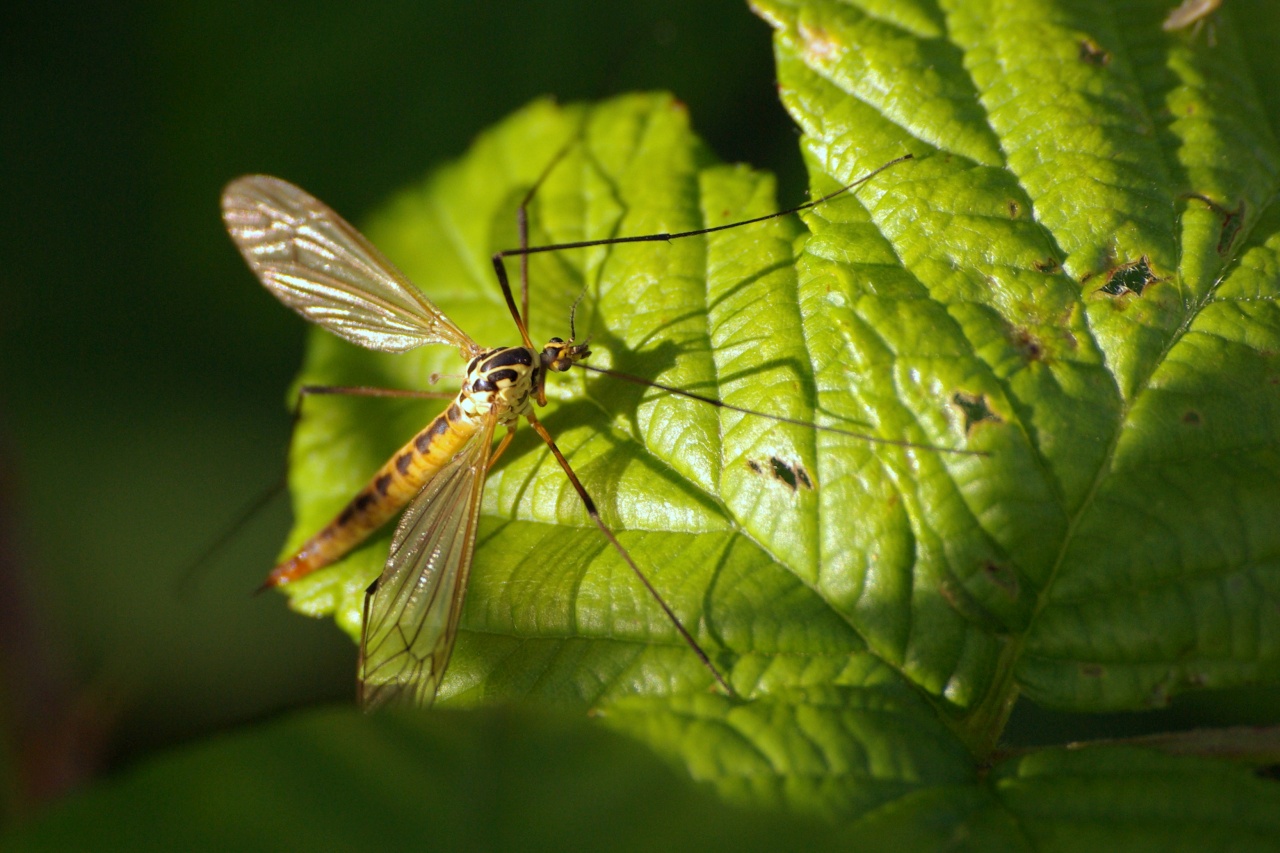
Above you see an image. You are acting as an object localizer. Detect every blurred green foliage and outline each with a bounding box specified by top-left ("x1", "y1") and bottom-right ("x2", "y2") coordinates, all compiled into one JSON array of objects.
[{"x1": 2, "y1": 708, "x2": 850, "y2": 852}]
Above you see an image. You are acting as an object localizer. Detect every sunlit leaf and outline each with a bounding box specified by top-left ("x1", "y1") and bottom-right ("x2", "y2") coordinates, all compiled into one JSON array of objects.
[{"x1": 252, "y1": 0, "x2": 1280, "y2": 837}]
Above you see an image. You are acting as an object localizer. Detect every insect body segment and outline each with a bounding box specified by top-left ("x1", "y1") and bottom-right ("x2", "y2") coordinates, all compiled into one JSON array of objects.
[
  {"x1": 264, "y1": 344, "x2": 562, "y2": 590},
  {"x1": 263, "y1": 404, "x2": 480, "y2": 589},
  {"x1": 461, "y1": 346, "x2": 539, "y2": 422}
]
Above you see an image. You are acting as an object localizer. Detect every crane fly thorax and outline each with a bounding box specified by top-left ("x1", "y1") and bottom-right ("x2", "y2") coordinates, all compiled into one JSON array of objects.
[{"x1": 459, "y1": 346, "x2": 539, "y2": 424}]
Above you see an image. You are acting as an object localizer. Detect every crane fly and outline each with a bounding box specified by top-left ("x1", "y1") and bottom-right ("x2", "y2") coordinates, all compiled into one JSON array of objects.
[{"x1": 221, "y1": 153, "x2": 944, "y2": 710}]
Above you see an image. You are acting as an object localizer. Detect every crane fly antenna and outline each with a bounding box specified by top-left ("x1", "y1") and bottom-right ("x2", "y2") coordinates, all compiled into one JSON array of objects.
[
  {"x1": 568, "y1": 287, "x2": 589, "y2": 342},
  {"x1": 579, "y1": 365, "x2": 988, "y2": 457}
]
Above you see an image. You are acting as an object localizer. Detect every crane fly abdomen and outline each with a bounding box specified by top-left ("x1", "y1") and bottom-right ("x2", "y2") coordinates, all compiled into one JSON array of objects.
[
  {"x1": 263, "y1": 345, "x2": 542, "y2": 589},
  {"x1": 263, "y1": 407, "x2": 480, "y2": 588}
]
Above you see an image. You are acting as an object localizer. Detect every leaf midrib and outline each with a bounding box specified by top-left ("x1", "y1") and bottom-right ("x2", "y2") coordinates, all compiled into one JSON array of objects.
[{"x1": 920, "y1": 1, "x2": 1280, "y2": 746}]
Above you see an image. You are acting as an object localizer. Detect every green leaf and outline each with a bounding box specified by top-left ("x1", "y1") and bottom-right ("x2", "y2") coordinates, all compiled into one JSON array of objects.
[
  {"x1": 756, "y1": 0, "x2": 1280, "y2": 724},
  {"x1": 256, "y1": 0, "x2": 1280, "y2": 838},
  {"x1": 7, "y1": 711, "x2": 1279, "y2": 851},
  {"x1": 849, "y1": 745, "x2": 1280, "y2": 851}
]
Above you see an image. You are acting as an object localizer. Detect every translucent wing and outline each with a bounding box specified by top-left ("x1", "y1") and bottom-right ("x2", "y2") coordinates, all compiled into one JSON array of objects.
[
  {"x1": 222, "y1": 175, "x2": 480, "y2": 355},
  {"x1": 358, "y1": 414, "x2": 498, "y2": 710}
]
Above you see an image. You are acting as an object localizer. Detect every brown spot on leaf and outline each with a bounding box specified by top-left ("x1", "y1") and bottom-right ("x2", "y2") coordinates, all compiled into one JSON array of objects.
[
  {"x1": 798, "y1": 21, "x2": 839, "y2": 62},
  {"x1": 937, "y1": 578, "x2": 1005, "y2": 631},
  {"x1": 982, "y1": 561, "x2": 1020, "y2": 599},
  {"x1": 1186, "y1": 193, "x2": 1245, "y2": 255},
  {"x1": 1011, "y1": 328, "x2": 1045, "y2": 362}
]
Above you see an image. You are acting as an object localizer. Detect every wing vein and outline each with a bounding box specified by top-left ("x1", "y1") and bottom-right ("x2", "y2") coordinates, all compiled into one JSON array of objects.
[
  {"x1": 222, "y1": 175, "x2": 480, "y2": 355},
  {"x1": 358, "y1": 414, "x2": 498, "y2": 709}
]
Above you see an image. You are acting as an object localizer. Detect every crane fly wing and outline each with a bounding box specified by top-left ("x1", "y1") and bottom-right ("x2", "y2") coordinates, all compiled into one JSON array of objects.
[
  {"x1": 358, "y1": 414, "x2": 498, "y2": 710},
  {"x1": 222, "y1": 175, "x2": 480, "y2": 356}
]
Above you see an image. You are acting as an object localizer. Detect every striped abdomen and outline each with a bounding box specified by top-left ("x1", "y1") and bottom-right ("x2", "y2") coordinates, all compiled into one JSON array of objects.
[{"x1": 262, "y1": 400, "x2": 481, "y2": 588}]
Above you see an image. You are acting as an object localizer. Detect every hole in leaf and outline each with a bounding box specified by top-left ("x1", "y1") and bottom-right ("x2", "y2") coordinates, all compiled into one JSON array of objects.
[
  {"x1": 746, "y1": 457, "x2": 814, "y2": 491},
  {"x1": 1099, "y1": 256, "x2": 1159, "y2": 296},
  {"x1": 952, "y1": 392, "x2": 1002, "y2": 433},
  {"x1": 1033, "y1": 257, "x2": 1061, "y2": 274}
]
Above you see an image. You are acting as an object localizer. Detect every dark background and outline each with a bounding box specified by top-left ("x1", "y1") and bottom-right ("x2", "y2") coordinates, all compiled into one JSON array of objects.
[{"x1": 0, "y1": 0, "x2": 803, "y2": 808}]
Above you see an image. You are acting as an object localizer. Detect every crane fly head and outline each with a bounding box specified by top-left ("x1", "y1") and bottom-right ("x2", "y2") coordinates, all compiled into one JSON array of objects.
[{"x1": 534, "y1": 336, "x2": 591, "y2": 406}]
